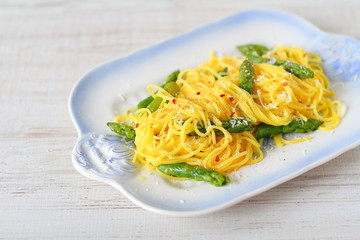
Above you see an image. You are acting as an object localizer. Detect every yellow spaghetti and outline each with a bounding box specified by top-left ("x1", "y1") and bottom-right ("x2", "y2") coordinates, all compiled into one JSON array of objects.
[{"x1": 114, "y1": 45, "x2": 341, "y2": 174}]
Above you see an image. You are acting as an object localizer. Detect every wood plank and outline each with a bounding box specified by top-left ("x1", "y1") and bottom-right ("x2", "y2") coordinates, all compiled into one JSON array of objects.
[{"x1": 1, "y1": 0, "x2": 359, "y2": 239}]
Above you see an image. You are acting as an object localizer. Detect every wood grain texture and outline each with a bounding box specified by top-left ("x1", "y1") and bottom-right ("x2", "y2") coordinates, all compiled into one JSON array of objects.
[{"x1": 1, "y1": 0, "x2": 360, "y2": 239}]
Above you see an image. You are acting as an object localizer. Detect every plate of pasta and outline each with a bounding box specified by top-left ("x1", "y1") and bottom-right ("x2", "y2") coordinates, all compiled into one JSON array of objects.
[{"x1": 69, "y1": 9, "x2": 360, "y2": 216}]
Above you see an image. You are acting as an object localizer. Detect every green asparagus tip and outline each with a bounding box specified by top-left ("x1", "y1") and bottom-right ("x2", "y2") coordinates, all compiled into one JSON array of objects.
[
  {"x1": 239, "y1": 57, "x2": 255, "y2": 94},
  {"x1": 107, "y1": 122, "x2": 136, "y2": 140}
]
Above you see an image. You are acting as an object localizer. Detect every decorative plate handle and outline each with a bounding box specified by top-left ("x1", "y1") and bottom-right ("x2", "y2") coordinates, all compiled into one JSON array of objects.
[
  {"x1": 310, "y1": 33, "x2": 360, "y2": 82},
  {"x1": 72, "y1": 133, "x2": 137, "y2": 180}
]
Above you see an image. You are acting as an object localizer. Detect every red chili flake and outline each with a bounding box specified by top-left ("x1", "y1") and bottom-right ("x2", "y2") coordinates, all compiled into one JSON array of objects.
[
  {"x1": 230, "y1": 112, "x2": 235, "y2": 118},
  {"x1": 197, "y1": 92, "x2": 201, "y2": 95},
  {"x1": 229, "y1": 97, "x2": 234, "y2": 101},
  {"x1": 220, "y1": 94, "x2": 225, "y2": 97},
  {"x1": 215, "y1": 155, "x2": 220, "y2": 162},
  {"x1": 136, "y1": 123, "x2": 139, "y2": 128},
  {"x1": 172, "y1": 98, "x2": 176, "y2": 104},
  {"x1": 283, "y1": 82, "x2": 288, "y2": 86}
]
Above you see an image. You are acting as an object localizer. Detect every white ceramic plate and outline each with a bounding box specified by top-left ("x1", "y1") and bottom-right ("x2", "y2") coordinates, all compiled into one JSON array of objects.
[{"x1": 69, "y1": 9, "x2": 360, "y2": 216}]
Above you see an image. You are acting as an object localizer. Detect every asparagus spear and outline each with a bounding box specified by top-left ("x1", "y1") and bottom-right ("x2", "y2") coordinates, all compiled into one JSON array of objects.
[
  {"x1": 157, "y1": 163, "x2": 230, "y2": 186},
  {"x1": 147, "y1": 96, "x2": 164, "y2": 113},
  {"x1": 139, "y1": 82, "x2": 180, "y2": 113},
  {"x1": 137, "y1": 95, "x2": 154, "y2": 109},
  {"x1": 245, "y1": 55, "x2": 314, "y2": 79},
  {"x1": 137, "y1": 70, "x2": 180, "y2": 110},
  {"x1": 221, "y1": 118, "x2": 254, "y2": 133},
  {"x1": 237, "y1": 44, "x2": 269, "y2": 56},
  {"x1": 161, "y1": 70, "x2": 180, "y2": 87},
  {"x1": 163, "y1": 81, "x2": 180, "y2": 97},
  {"x1": 107, "y1": 122, "x2": 136, "y2": 140},
  {"x1": 145, "y1": 72, "x2": 180, "y2": 112},
  {"x1": 214, "y1": 67, "x2": 228, "y2": 80},
  {"x1": 275, "y1": 60, "x2": 315, "y2": 79},
  {"x1": 144, "y1": 82, "x2": 180, "y2": 113},
  {"x1": 246, "y1": 54, "x2": 272, "y2": 64},
  {"x1": 236, "y1": 44, "x2": 314, "y2": 79},
  {"x1": 239, "y1": 57, "x2": 255, "y2": 94},
  {"x1": 218, "y1": 67, "x2": 228, "y2": 75},
  {"x1": 255, "y1": 119, "x2": 323, "y2": 140},
  {"x1": 188, "y1": 117, "x2": 254, "y2": 136}
]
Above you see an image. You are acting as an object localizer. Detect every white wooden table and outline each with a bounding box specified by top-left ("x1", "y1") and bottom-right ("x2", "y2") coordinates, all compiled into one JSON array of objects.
[{"x1": 1, "y1": 1, "x2": 360, "y2": 239}]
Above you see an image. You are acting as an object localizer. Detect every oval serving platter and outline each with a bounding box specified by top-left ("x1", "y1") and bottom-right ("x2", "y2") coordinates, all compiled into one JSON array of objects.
[{"x1": 69, "y1": 8, "x2": 360, "y2": 216}]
